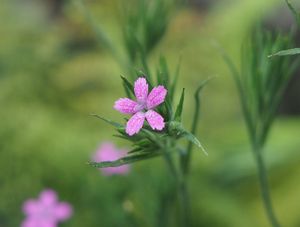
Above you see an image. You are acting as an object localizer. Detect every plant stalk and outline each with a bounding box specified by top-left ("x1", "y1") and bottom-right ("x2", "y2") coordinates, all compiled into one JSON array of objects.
[
  {"x1": 163, "y1": 152, "x2": 190, "y2": 227},
  {"x1": 178, "y1": 176, "x2": 189, "y2": 227},
  {"x1": 254, "y1": 148, "x2": 281, "y2": 227}
]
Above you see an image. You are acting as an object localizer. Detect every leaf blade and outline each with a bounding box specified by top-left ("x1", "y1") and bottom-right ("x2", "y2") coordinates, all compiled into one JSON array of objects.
[
  {"x1": 174, "y1": 88, "x2": 185, "y2": 122},
  {"x1": 268, "y1": 48, "x2": 300, "y2": 57},
  {"x1": 90, "y1": 114, "x2": 123, "y2": 128},
  {"x1": 181, "y1": 130, "x2": 207, "y2": 155},
  {"x1": 88, "y1": 152, "x2": 161, "y2": 168}
]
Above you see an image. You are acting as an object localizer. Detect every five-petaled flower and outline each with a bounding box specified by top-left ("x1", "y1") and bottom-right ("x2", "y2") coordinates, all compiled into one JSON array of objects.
[
  {"x1": 92, "y1": 142, "x2": 130, "y2": 175},
  {"x1": 22, "y1": 189, "x2": 73, "y2": 227},
  {"x1": 114, "y1": 77, "x2": 167, "y2": 136}
]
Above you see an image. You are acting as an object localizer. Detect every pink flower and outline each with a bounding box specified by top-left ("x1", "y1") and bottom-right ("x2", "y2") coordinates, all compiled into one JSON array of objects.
[
  {"x1": 92, "y1": 142, "x2": 130, "y2": 175},
  {"x1": 114, "y1": 77, "x2": 167, "y2": 136},
  {"x1": 22, "y1": 189, "x2": 73, "y2": 227}
]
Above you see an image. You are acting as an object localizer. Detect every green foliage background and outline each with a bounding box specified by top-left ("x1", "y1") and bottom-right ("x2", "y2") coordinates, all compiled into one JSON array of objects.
[{"x1": 1, "y1": 0, "x2": 300, "y2": 226}]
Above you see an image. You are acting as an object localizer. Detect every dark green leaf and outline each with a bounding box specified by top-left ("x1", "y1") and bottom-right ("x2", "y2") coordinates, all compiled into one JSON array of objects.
[
  {"x1": 174, "y1": 88, "x2": 185, "y2": 121},
  {"x1": 88, "y1": 152, "x2": 161, "y2": 168},
  {"x1": 121, "y1": 76, "x2": 134, "y2": 98},
  {"x1": 120, "y1": 75, "x2": 134, "y2": 96}
]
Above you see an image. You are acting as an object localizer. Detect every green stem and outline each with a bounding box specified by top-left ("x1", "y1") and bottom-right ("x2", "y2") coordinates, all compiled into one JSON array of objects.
[
  {"x1": 178, "y1": 176, "x2": 189, "y2": 227},
  {"x1": 178, "y1": 151, "x2": 190, "y2": 227},
  {"x1": 163, "y1": 152, "x2": 189, "y2": 227},
  {"x1": 254, "y1": 149, "x2": 281, "y2": 227}
]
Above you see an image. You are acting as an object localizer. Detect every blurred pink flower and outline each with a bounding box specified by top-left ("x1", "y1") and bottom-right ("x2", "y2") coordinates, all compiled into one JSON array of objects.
[
  {"x1": 114, "y1": 77, "x2": 167, "y2": 136},
  {"x1": 22, "y1": 189, "x2": 72, "y2": 227},
  {"x1": 93, "y1": 142, "x2": 130, "y2": 175}
]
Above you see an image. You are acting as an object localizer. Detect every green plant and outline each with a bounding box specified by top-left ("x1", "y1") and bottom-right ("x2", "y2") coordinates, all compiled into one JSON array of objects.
[
  {"x1": 89, "y1": 58, "x2": 211, "y2": 227},
  {"x1": 223, "y1": 27, "x2": 299, "y2": 227},
  {"x1": 269, "y1": 0, "x2": 300, "y2": 57},
  {"x1": 76, "y1": 0, "x2": 179, "y2": 77}
]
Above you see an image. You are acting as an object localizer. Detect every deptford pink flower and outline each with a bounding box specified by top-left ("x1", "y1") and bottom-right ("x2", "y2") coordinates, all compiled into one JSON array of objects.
[
  {"x1": 114, "y1": 77, "x2": 167, "y2": 136},
  {"x1": 22, "y1": 189, "x2": 73, "y2": 227},
  {"x1": 92, "y1": 142, "x2": 130, "y2": 175}
]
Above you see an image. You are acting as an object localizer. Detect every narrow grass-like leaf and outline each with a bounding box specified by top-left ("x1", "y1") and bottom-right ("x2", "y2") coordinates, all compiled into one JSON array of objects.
[
  {"x1": 217, "y1": 43, "x2": 255, "y2": 138},
  {"x1": 134, "y1": 38, "x2": 152, "y2": 83},
  {"x1": 158, "y1": 56, "x2": 169, "y2": 87},
  {"x1": 174, "y1": 88, "x2": 185, "y2": 122},
  {"x1": 268, "y1": 48, "x2": 300, "y2": 57},
  {"x1": 181, "y1": 130, "x2": 207, "y2": 155},
  {"x1": 181, "y1": 77, "x2": 213, "y2": 174},
  {"x1": 90, "y1": 114, "x2": 123, "y2": 128},
  {"x1": 285, "y1": 0, "x2": 300, "y2": 27},
  {"x1": 140, "y1": 128, "x2": 161, "y2": 145},
  {"x1": 189, "y1": 77, "x2": 214, "y2": 139},
  {"x1": 88, "y1": 152, "x2": 161, "y2": 168},
  {"x1": 76, "y1": 0, "x2": 126, "y2": 68},
  {"x1": 170, "y1": 56, "x2": 181, "y2": 102},
  {"x1": 120, "y1": 75, "x2": 134, "y2": 95}
]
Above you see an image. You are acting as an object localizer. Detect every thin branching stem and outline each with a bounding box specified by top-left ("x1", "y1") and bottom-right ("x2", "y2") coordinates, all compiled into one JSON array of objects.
[{"x1": 182, "y1": 77, "x2": 213, "y2": 175}]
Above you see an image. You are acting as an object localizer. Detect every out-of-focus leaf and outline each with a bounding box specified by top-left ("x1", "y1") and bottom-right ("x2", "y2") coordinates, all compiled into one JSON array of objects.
[
  {"x1": 268, "y1": 48, "x2": 300, "y2": 57},
  {"x1": 158, "y1": 56, "x2": 169, "y2": 87},
  {"x1": 170, "y1": 56, "x2": 181, "y2": 102},
  {"x1": 76, "y1": 0, "x2": 124, "y2": 67},
  {"x1": 285, "y1": 0, "x2": 300, "y2": 27},
  {"x1": 217, "y1": 42, "x2": 255, "y2": 137}
]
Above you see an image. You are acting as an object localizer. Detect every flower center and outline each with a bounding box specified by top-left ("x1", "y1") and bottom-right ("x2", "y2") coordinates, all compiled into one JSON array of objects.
[{"x1": 135, "y1": 102, "x2": 146, "y2": 112}]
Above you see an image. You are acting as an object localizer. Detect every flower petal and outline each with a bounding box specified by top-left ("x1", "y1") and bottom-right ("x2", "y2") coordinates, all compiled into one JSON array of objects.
[
  {"x1": 102, "y1": 164, "x2": 130, "y2": 176},
  {"x1": 93, "y1": 143, "x2": 117, "y2": 162},
  {"x1": 146, "y1": 86, "x2": 167, "y2": 109},
  {"x1": 145, "y1": 110, "x2": 165, "y2": 130},
  {"x1": 114, "y1": 98, "x2": 138, "y2": 114},
  {"x1": 21, "y1": 218, "x2": 39, "y2": 227},
  {"x1": 92, "y1": 144, "x2": 130, "y2": 176},
  {"x1": 134, "y1": 77, "x2": 148, "y2": 103},
  {"x1": 23, "y1": 199, "x2": 40, "y2": 216},
  {"x1": 39, "y1": 189, "x2": 57, "y2": 206},
  {"x1": 55, "y1": 202, "x2": 73, "y2": 221},
  {"x1": 39, "y1": 220, "x2": 57, "y2": 227},
  {"x1": 126, "y1": 112, "x2": 145, "y2": 136}
]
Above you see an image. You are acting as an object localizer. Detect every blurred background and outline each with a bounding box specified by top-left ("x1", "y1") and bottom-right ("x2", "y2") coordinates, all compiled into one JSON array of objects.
[{"x1": 1, "y1": 0, "x2": 300, "y2": 226}]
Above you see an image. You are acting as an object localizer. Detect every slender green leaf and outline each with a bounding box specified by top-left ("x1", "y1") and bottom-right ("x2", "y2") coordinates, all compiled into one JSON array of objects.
[
  {"x1": 121, "y1": 76, "x2": 134, "y2": 97},
  {"x1": 76, "y1": 0, "x2": 126, "y2": 68},
  {"x1": 268, "y1": 48, "x2": 300, "y2": 57},
  {"x1": 170, "y1": 56, "x2": 181, "y2": 102},
  {"x1": 88, "y1": 152, "x2": 161, "y2": 168},
  {"x1": 216, "y1": 43, "x2": 255, "y2": 138},
  {"x1": 158, "y1": 56, "x2": 169, "y2": 87},
  {"x1": 181, "y1": 77, "x2": 213, "y2": 174},
  {"x1": 189, "y1": 77, "x2": 214, "y2": 139},
  {"x1": 181, "y1": 130, "x2": 207, "y2": 155},
  {"x1": 285, "y1": 0, "x2": 300, "y2": 27},
  {"x1": 174, "y1": 88, "x2": 185, "y2": 121},
  {"x1": 90, "y1": 114, "x2": 123, "y2": 128}
]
